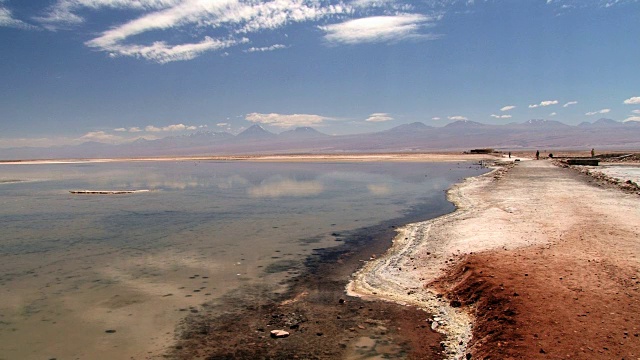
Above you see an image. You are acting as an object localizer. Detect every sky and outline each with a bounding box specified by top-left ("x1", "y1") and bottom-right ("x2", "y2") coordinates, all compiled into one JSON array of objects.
[{"x1": 0, "y1": 0, "x2": 639, "y2": 148}]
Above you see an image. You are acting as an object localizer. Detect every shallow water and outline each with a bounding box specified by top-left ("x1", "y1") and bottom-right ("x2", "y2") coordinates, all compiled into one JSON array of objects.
[{"x1": 0, "y1": 161, "x2": 486, "y2": 359}]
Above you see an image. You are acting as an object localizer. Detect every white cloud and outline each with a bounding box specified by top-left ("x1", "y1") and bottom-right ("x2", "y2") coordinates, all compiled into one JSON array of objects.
[
  {"x1": 320, "y1": 14, "x2": 441, "y2": 45},
  {"x1": 42, "y1": 0, "x2": 351, "y2": 63},
  {"x1": 114, "y1": 127, "x2": 127, "y2": 132},
  {"x1": 623, "y1": 96, "x2": 640, "y2": 105},
  {"x1": 36, "y1": 0, "x2": 180, "y2": 30},
  {"x1": 546, "y1": 0, "x2": 636, "y2": 10},
  {"x1": 632, "y1": 110, "x2": 640, "y2": 114},
  {"x1": 448, "y1": 115, "x2": 468, "y2": 121},
  {"x1": 98, "y1": 36, "x2": 246, "y2": 64},
  {"x1": 77, "y1": 131, "x2": 124, "y2": 143},
  {"x1": 624, "y1": 116, "x2": 640, "y2": 122},
  {"x1": 0, "y1": 4, "x2": 37, "y2": 29},
  {"x1": 365, "y1": 113, "x2": 394, "y2": 122},
  {"x1": 244, "y1": 44, "x2": 288, "y2": 53},
  {"x1": 431, "y1": 117, "x2": 441, "y2": 121},
  {"x1": 490, "y1": 114, "x2": 512, "y2": 119},
  {"x1": 145, "y1": 123, "x2": 196, "y2": 132},
  {"x1": 563, "y1": 101, "x2": 578, "y2": 107},
  {"x1": 129, "y1": 127, "x2": 142, "y2": 132},
  {"x1": 585, "y1": 108, "x2": 610, "y2": 116},
  {"x1": 550, "y1": 112, "x2": 557, "y2": 116},
  {"x1": 245, "y1": 113, "x2": 331, "y2": 128},
  {"x1": 500, "y1": 105, "x2": 516, "y2": 112},
  {"x1": 528, "y1": 100, "x2": 559, "y2": 108},
  {"x1": 217, "y1": 122, "x2": 229, "y2": 127}
]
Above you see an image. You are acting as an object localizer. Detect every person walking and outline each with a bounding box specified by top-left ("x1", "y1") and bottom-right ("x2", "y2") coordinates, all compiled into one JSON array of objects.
[
  {"x1": 591, "y1": 148, "x2": 595, "y2": 158},
  {"x1": 536, "y1": 150, "x2": 540, "y2": 160}
]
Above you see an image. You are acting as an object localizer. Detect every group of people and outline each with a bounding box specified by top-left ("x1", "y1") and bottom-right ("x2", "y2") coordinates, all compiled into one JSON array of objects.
[
  {"x1": 531, "y1": 148, "x2": 594, "y2": 160},
  {"x1": 506, "y1": 149, "x2": 595, "y2": 160}
]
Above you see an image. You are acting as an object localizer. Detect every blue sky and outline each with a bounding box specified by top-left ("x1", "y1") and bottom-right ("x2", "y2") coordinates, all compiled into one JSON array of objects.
[{"x1": 0, "y1": 0, "x2": 639, "y2": 148}]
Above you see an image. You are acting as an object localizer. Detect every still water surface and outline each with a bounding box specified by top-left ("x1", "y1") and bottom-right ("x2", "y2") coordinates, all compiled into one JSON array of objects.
[{"x1": 0, "y1": 161, "x2": 486, "y2": 359}]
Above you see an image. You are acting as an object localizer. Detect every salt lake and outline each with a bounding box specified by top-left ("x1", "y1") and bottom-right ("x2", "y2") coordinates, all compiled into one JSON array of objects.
[{"x1": 0, "y1": 160, "x2": 486, "y2": 359}]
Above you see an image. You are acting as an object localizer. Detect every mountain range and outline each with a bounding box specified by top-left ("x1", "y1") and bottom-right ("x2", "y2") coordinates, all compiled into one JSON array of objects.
[{"x1": 2, "y1": 119, "x2": 639, "y2": 160}]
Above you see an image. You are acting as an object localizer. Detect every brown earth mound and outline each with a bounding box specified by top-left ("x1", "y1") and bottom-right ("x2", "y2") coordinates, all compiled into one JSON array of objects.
[{"x1": 433, "y1": 229, "x2": 640, "y2": 359}]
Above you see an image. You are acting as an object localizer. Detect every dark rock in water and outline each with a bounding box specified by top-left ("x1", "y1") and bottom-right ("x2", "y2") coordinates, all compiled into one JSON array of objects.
[{"x1": 105, "y1": 329, "x2": 116, "y2": 333}]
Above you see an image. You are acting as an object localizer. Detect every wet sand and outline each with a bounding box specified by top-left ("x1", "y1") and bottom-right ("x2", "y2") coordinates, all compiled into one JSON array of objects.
[{"x1": 351, "y1": 157, "x2": 640, "y2": 359}]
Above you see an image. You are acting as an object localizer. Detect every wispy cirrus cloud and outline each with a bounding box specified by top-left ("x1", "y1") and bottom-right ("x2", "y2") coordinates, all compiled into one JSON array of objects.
[
  {"x1": 0, "y1": 2, "x2": 37, "y2": 29},
  {"x1": 563, "y1": 101, "x2": 578, "y2": 107},
  {"x1": 528, "y1": 100, "x2": 558, "y2": 108},
  {"x1": 39, "y1": 0, "x2": 352, "y2": 63},
  {"x1": 244, "y1": 44, "x2": 288, "y2": 53},
  {"x1": 546, "y1": 0, "x2": 638, "y2": 9},
  {"x1": 490, "y1": 114, "x2": 512, "y2": 119},
  {"x1": 366, "y1": 113, "x2": 394, "y2": 122},
  {"x1": 585, "y1": 108, "x2": 610, "y2": 116},
  {"x1": 320, "y1": 13, "x2": 442, "y2": 45},
  {"x1": 500, "y1": 105, "x2": 516, "y2": 112},
  {"x1": 36, "y1": 0, "x2": 180, "y2": 29},
  {"x1": 246, "y1": 112, "x2": 333, "y2": 128}
]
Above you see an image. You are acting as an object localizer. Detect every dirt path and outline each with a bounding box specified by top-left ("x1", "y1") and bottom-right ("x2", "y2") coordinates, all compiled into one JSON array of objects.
[{"x1": 350, "y1": 159, "x2": 640, "y2": 359}]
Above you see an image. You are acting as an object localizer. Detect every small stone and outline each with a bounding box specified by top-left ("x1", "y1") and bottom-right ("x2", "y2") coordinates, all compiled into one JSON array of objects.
[
  {"x1": 540, "y1": 348, "x2": 546, "y2": 354},
  {"x1": 270, "y1": 330, "x2": 290, "y2": 338},
  {"x1": 105, "y1": 329, "x2": 116, "y2": 334}
]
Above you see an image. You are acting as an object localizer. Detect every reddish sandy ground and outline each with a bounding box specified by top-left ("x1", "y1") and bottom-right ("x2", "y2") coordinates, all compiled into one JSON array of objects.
[{"x1": 432, "y1": 160, "x2": 640, "y2": 359}]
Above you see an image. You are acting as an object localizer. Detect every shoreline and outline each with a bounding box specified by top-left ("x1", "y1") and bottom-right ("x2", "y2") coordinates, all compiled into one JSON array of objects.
[
  {"x1": 347, "y1": 159, "x2": 516, "y2": 359},
  {"x1": 169, "y1": 196, "x2": 460, "y2": 359},
  {"x1": 350, "y1": 158, "x2": 640, "y2": 359}
]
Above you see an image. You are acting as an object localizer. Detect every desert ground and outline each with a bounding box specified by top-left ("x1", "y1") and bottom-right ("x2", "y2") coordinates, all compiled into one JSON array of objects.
[{"x1": 350, "y1": 155, "x2": 640, "y2": 359}]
